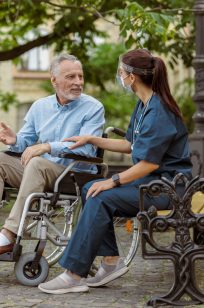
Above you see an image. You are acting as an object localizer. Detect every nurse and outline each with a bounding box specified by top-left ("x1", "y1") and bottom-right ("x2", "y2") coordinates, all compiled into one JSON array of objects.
[{"x1": 38, "y1": 48, "x2": 192, "y2": 294}]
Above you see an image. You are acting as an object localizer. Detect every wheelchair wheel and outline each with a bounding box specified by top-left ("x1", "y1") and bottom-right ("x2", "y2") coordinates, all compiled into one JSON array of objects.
[
  {"x1": 24, "y1": 200, "x2": 81, "y2": 267},
  {"x1": 14, "y1": 253, "x2": 49, "y2": 286},
  {"x1": 113, "y1": 217, "x2": 140, "y2": 267}
]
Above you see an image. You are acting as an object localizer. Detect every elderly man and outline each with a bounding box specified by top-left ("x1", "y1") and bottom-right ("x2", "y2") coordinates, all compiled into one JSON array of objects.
[{"x1": 0, "y1": 54, "x2": 105, "y2": 254}]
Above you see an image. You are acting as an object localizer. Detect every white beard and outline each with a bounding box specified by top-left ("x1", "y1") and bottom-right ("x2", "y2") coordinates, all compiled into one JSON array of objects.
[{"x1": 57, "y1": 88, "x2": 82, "y2": 101}]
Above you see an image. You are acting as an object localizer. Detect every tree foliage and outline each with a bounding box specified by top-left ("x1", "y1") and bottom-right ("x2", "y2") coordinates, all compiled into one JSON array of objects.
[
  {"x1": 0, "y1": 0, "x2": 195, "y2": 68},
  {"x1": 0, "y1": 91, "x2": 19, "y2": 111},
  {"x1": 0, "y1": 0, "x2": 196, "y2": 128},
  {"x1": 118, "y1": 0, "x2": 195, "y2": 68}
]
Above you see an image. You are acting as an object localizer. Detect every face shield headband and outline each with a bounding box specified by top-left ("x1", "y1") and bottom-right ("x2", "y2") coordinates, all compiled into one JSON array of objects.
[
  {"x1": 118, "y1": 61, "x2": 155, "y2": 76},
  {"x1": 117, "y1": 55, "x2": 155, "y2": 77}
]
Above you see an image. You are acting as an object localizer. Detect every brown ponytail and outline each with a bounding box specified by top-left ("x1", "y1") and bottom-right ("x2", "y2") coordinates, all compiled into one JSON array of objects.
[
  {"x1": 152, "y1": 57, "x2": 182, "y2": 119},
  {"x1": 121, "y1": 49, "x2": 182, "y2": 119}
]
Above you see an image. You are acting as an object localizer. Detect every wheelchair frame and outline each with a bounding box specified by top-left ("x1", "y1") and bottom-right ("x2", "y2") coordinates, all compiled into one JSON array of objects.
[{"x1": 0, "y1": 127, "x2": 140, "y2": 286}]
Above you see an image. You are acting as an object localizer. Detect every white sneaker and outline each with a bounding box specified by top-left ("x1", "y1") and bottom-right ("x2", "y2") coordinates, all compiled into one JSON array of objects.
[
  {"x1": 38, "y1": 271, "x2": 89, "y2": 294},
  {"x1": 86, "y1": 258, "x2": 129, "y2": 287}
]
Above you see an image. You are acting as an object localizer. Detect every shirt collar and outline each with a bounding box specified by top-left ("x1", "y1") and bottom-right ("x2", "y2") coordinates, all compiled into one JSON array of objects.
[{"x1": 54, "y1": 94, "x2": 82, "y2": 110}]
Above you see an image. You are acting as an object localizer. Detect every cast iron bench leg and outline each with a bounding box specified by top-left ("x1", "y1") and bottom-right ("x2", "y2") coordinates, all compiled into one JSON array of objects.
[{"x1": 138, "y1": 173, "x2": 204, "y2": 306}]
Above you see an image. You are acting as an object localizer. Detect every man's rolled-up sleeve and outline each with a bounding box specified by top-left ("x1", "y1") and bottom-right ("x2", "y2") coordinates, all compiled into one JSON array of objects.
[{"x1": 49, "y1": 141, "x2": 95, "y2": 157}]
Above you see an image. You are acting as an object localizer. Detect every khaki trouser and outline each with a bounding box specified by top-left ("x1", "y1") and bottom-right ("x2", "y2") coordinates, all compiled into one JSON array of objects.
[{"x1": 0, "y1": 152, "x2": 65, "y2": 234}]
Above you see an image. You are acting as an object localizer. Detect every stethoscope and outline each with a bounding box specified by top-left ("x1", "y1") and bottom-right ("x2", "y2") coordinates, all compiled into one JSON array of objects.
[{"x1": 131, "y1": 94, "x2": 153, "y2": 150}]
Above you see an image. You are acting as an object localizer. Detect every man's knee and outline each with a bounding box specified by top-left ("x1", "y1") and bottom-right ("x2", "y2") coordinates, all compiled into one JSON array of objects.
[
  {"x1": 0, "y1": 153, "x2": 12, "y2": 177},
  {"x1": 0, "y1": 152, "x2": 11, "y2": 165},
  {"x1": 25, "y1": 156, "x2": 45, "y2": 172}
]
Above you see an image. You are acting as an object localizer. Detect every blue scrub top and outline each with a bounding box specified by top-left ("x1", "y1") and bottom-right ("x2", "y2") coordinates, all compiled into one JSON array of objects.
[{"x1": 126, "y1": 94, "x2": 192, "y2": 181}]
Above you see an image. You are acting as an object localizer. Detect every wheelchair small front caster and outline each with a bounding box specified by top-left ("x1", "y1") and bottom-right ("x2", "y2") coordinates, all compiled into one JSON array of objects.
[{"x1": 14, "y1": 252, "x2": 49, "y2": 286}]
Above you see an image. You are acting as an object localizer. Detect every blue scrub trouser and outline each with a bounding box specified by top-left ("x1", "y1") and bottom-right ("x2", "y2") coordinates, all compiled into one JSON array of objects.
[{"x1": 59, "y1": 178, "x2": 171, "y2": 277}]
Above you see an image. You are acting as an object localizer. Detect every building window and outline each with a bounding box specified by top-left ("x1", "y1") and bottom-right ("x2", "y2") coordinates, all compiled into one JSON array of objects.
[
  {"x1": 17, "y1": 30, "x2": 50, "y2": 71},
  {"x1": 18, "y1": 46, "x2": 50, "y2": 71}
]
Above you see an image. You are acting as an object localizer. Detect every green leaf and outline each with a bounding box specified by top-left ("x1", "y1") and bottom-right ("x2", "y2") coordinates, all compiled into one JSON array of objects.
[{"x1": 0, "y1": 91, "x2": 19, "y2": 112}]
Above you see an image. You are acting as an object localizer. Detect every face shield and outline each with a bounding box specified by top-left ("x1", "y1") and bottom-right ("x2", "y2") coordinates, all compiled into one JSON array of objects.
[
  {"x1": 116, "y1": 57, "x2": 155, "y2": 93},
  {"x1": 117, "y1": 55, "x2": 155, "y2": 78},
  {"x1": 116, "y1": 58, "x2": 133, "y2": 91}
]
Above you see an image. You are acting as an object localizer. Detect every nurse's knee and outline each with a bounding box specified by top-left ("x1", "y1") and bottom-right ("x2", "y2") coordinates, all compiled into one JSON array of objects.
[
  {"x1": 82, "y1": 178, "x2": 106, "y2": 196},
  {"x1": 82, "y1": 180, "x2": 95, "y2": 192},
  {"x1": 81, "y1": 180, "x2": 95, "y2": 204}
]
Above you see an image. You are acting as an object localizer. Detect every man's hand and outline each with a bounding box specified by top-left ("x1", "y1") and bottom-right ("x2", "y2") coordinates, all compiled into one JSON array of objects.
[
  {"x1": 21, "y1": 143, "x2": 51, "y2": 166},
  {"x1": 0, "y1": 122, "x2": 16, "y2": 145},
  {"x1": 86, "y1": 179, "x2": 115, "y2": 199}
]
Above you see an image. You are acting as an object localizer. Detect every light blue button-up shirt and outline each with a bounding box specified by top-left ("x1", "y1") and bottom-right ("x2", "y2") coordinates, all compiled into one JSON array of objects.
[{"x1": 9, "y1": 93, "x2": 105, "y2": 172}]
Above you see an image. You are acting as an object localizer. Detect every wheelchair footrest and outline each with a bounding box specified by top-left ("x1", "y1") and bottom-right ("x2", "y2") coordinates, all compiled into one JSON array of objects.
[{"x1": 0, "y1": 244, "x2": 22, "y2": 262}]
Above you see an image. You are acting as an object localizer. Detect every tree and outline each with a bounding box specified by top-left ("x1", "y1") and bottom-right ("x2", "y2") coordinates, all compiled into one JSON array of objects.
[
  {"x1": 0, "y1": 0, "x2": 195, "y2": 68},
  {"x1": 0, "y1": 0, "x2": 196, "y2": 129},
  {"x1": 118, "y1": 0, "x2": 195, "y2": 68}
]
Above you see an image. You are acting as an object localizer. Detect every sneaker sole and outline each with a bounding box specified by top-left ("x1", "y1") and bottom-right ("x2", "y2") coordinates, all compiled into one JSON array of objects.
[
  {"x1": 87, "y1": 266, "x2": 129, "y2": 287},
  {"x1": 38, "y1": 284, "x2": 89, "y2": 294}
]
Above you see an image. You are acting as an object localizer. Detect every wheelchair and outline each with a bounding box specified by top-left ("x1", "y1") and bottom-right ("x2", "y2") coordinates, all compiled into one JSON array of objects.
[{"x1": 0, "y1": 127, "x2": 140, "y2": 286}]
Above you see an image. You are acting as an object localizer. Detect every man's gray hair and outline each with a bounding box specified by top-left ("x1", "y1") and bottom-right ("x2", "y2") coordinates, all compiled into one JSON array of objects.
[{"x1": 50, "y1": 53, "x2": 82, "y2": 76}]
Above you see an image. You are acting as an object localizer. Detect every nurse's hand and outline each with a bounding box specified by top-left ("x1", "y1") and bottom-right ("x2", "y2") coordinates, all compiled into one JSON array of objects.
[
  {"x1": 62, "y1": 135, "x2": 91, "y2": 149},
  {"x1": 86, "y1": 179, "x2": 115, "y2": 199}
]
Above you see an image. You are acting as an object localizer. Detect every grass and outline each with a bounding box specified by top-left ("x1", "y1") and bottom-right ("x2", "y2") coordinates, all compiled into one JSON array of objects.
[{"x1": 0, "y1": 200, "x2": 14, "y2": 228}]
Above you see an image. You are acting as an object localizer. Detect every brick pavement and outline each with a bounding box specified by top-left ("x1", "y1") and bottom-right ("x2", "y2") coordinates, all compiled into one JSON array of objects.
[
  {"x1": 0, "y1": 208, "x2": 204, "y2": 307},
  {"x1": 0, "y1": 245, "x2": 203, "y2": 308}
]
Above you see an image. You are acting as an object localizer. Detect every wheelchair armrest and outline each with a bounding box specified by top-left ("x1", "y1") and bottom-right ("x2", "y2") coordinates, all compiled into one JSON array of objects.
[
  {"x1": 3, "y1": 150, "x2": 22, "y2": 157},
  {"x1": 105, "y1": 127, "x2": 126, "y2": 138},
  {"x1": 59, "y1": 153, "x2": 103, "y2": 164},
  {"x1": 3, "y1": 150, "x2": 103, "y2": 163},
  {"x1": 54, "y1": 154, "x2": 107, "y2": 193}
]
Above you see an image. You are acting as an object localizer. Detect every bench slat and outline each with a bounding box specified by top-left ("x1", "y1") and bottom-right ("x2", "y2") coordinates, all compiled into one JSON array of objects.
[
  {"x1": 157, "y1": 192, "x2": 204, "y2": 216},
  {"x1": 191, "y1": 192, "x2": 204, "y2": 213}
]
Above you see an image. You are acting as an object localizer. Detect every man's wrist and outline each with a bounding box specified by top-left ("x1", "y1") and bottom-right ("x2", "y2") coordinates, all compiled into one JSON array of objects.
[
  {"x1": 43, "y1": 143, "x2": 51, "y2": 153},
  {"x1": 10, "y1": 135, "x2": 17, "y2": 145},
  {"x1": 11, "y1": 135, "x2": 17, "y2": 145}
]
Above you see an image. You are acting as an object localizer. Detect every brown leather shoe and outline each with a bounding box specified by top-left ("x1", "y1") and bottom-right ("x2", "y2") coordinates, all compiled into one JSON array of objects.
[{"x1": 0, "y1": 243, "x2": 14, "y2": 254}]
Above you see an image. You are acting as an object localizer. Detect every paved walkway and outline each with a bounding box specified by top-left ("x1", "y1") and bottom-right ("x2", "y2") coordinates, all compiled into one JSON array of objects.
[
  {"x1": 0, "y1": 247, "x2": 174, "y2": 308},
  {"x1": 0, "y1": 209, "x2": 204, "y2": 307},
  {"x1": 0, "y1": 244, "x2": 204, "y2": 308}
]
